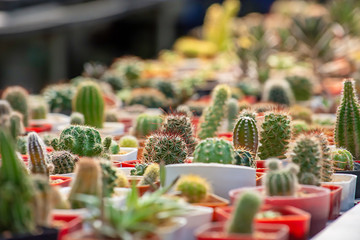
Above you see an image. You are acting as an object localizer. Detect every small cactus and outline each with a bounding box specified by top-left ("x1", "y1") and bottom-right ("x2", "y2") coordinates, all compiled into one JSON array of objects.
[
  {"x1": 30, "y1": 100, "x2": 48, "y2": 120},
  {"x1": 291, "y1": 120, "x2": 309, "y2": 136},
  {"x1": 286, "y1": 76, "x2": 313, "y2": 101},
  {"x1": 193, "y1": 138, "x2": 235, "y2": 164},
  {"x1": 233, "y1": 116, "x2": 258, "y2": 156},
  {"x1": 50, "y1": 151, "x2": 79, "y2": 174},
  {"x1": 331, "y1": 148, "x2": 354, "y2": 171},
  {"x1": 315, "y1": 133, "x2": 333, "y2": 182},
  {"x1": 234, "y1": 148, "x2": 256, "y2": 168},
  {"x1": 238, "y1": 109, "x2": 256, "y2": 120},
  {"x1": 101, "y1": 71, "x2": 127, "y2": 91},
  {"x1": 17, "y1": 135, "x2": 28, "y2": 154},
  {"x1": 130, "y1": 163, "x2": 148, "y2": 176},
  {"x1": 2, "y1": 86, "x2": 29, "y2": 126},
  {"x1": 105, "y1": 110, "x2": 118, "y2": 122},
  {"x1": 176, "y1": 175, "x2": 210, "y2": 203},
  {"x1": 0, "y1": 99, "x2": 12, "y2": 117},
  {"x1": 28, "y1": 132, "x2": 53, "y2": 178},
  {"x1": 100, "y1": 159, "x2": 118, "y2": 197},
  {"x1": 116, "y1": 171, "x2": 129, "y2": 188},
  {"x1": 128, "y1": 88, "x2": 168, "y2": 108},
  {"x1": 119, "y1": 135, "x2": 139, "y2": 148},
  {"x1": 263, "y1": 80, "x2": 295, "y2": 106},
  {"x1": 133, "y1": 114, "x2": 162, "y2": 139},
  {"x1": 70, "y1": 112, "x2": 85, "y2": 125},
  {"x1": 9, "y1": 112, "x2": 25, "y2": 140},
  {"x1": 139, "y1": 163, "x2": 160, "y2": 186},
  {"x1": 42, "y1": 84, "x2": 75, "y2": 114},
  {"x1": 227, "y1": 98, "x2": 239, "y2": 131},
  {"x1": 109, "y1": 140, "x2": 120, "y2": 154}
]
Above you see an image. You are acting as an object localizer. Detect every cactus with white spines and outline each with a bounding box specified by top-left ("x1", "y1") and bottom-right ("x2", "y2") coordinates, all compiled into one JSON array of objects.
[{"x1": 233, "y1": 116, "x2": 258, "y2": 156}]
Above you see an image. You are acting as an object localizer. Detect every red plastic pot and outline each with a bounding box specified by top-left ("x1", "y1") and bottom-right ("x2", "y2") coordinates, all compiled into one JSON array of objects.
[
  {"x1": 195, "y1": 222, "x2": 289, "y2": 240},
  {"x1": 25, "y1": 123, "x2": 52, "y2": 133},
  {"x1": 50, "y1": 176, "x2": 72, "y2": 187},
  {"x1": 244, "y1": 96, "x2": 257, "y2": 104},
  {"x1": 256, "y1": 168, "x2": 268, "y2": 173},
  {"x1": 321, "y1": 184, "x2": 342, "y2": 220},
  {"x1": 256, "y1": 172, "x2": 264, "y2": 186},
  {"x1": 256, "y1": 160, "x2": 266, "y2": 169},
  {"x1": 52, "y1": 214, "x2": 83, "y2": 240},
  {"x1": 121, "y1": 160, "x2": 141, "y2": 168},
  {"x1": 214, "y1": 205, "x2": 310, "y2": 240}
]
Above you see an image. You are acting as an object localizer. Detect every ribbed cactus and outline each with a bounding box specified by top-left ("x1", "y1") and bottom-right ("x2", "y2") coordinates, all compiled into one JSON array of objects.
[
  {"x1": 134, "y1": 114, "x2": 162, "y2": 138},
  {"x1": 139, "y1": 163, "x2": 160, "y2": 186},
  {"x1": 70, "y1": 112, "x2": 85, "y2": 125},
  {"x1": 198, "y1": 84, "x2": 231, "y2": 139},
  {"x1": 0, "y1": 129, "x2": 35, "y2": 234},
  {"x1": 263, "y1": 80, "x2": 295, "y2": 106},
  {"x1": 2, "y1": 86, "x2": 29, "y2": 126},
  {"x1": 162, "y1": 113, "x2": 197, "y2": 155},
  {"x1": 331, "y1": 148, "x2": 354, "y2": 171},
  {"x1": 73, "y1": 81, "x2": 104, "y2": 128},
  {"x1": 28, "y1": 132, "x2": 53, "y2": 178},
  {"x1": 50, "y1": 151, "x2": 79, "y2": 174},
  {"x1": 258, "y1": 112, "x2": 291, "y2": 160},
  {"x1": 9, "y1": 112, "x2": 25, "y2": 140},
  {"x1": 233, "y1": 116, "x2": 258, "y2": 156},
  {"x1": 176, "y1": 175, "x2": 210, "y2": 203},
  {"x1": 119, "y1": 135, "x2": 139, "y2": 147},
  {"x1": 234, "y1": 148, "x2": 256, "y2": 168},
  {"x1": 238, "y1": 109, "x2": 256, "y2": 120},
  {"x1": 226, "y1": 191, "x2": 263, "y2": 235},
  {"x1": 315, "y1": 133, "x2": 333, "y2": 182},
  {"x1": 100, "y1": 159, "x2": 117, "y2": 197},
  {"x1": 286, "y1": 76, "x2": 313, "y2": 101},
  {"x1": 264, "y1": 159, "x2": 299, "y2": 197},
  {"x1": 335, "y1": 79, "x2": 360, "y2": 159},
  {"x1": 143, "y1": 131, "x2": 188, "y2": 165},
  {"x1": 227, "y1": 98, "x2": 239, "y2": 131},
  {"x1": 68, "y1": 158, "x2": 102, "y2": 209},
  {"x1": 193, "y1": 138, "x2": 235, "y2": 164},
  {"x1": 291, "y1": 135, "x2": 322, "y2": 186}
]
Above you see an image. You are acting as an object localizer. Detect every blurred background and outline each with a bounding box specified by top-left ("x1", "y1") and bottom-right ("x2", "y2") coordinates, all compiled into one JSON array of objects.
[{"x1": 0, "y1": 0, "x2": 276, "y2": 92}]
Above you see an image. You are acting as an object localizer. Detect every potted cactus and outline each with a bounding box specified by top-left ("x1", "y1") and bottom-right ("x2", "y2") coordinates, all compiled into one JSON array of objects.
[
  {"x1": 109, "y1": 138, "x2": 138, "y2": 162},
  {"x1": 132, "y1": 113, "x2": 163, "y2": 148}
]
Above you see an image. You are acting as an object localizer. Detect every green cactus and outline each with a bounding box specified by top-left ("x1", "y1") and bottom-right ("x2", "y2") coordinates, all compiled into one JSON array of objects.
[
  {"x1": 116, "y1": 172, "x2": 129, "y2": 188},
  {"x1": 119, "y1": 135, "x2": 139, "y2": 148},
  {"x1": 41, "y1": 133, "x2": 57, "y2": 147},
  {"x1": 28, "y1": 132, "x2": 53, "y2": 178},
  {"x1": 335, "y1": 79, "x2": 360, "y2": 159},
  {"x1": 198, "y1": 84, "x2": 231, "y2": 139},
  {"x1": 128, "y1": 88, "x2": 168, "y2": 108},
  {"x1": 226, "y1": 191, "x2": 263, "y2": 235},
  {"x1": 238, "y1": 109, "x2": 256, "y2": 120},
  {"x1": 291, "y1": 135, "x2": 322, "y2": 186},
  {"x1": 289, "y1": 105, "x2": 312, "y2": 124},
  {"x1": 139, "y1": 163, "x2": 160, "y2": 186},
  {"x1": 193, "y1": 138, "x2": 235, "y2": 164},
  {"x1": 134, "y1": 114, "x2": 162, "y2": 138},
  {"x1": 234, "y1": 148, "x2": 256, "y2": 168},
  {"x1": 286, "y1": 76, "x2": 313, "y2": 101},
  {"x1": 101, "y1": 71, "x2": 127, "y2": 91},
  {"x1": 263, "y1": 80, "x2": 295, "y2": 106},
  {"x1": 9, "y1": 111, "x2": 25, "y2": 140},
  {"x1": 105, "y1": 111, "x2": 118, "y2": 122},
  {"x1": 176, "y1": 174, "x2": 210, "y2": 203},
  {"x1": 30, "y1": 99, "x2": 48, "y2": 120},
  {"x1": 42, "y1": 84, "x2": 75, "y2": 114},
  {"x1": 331, "y1": 148, "x2": 354, "y2": 171},
  {"x1": 291, "y1": 120, "x2": 309, "y2": 136},
  {"x1": 17, "y1": 135, "x2": 28, "y2": 154},
  {"x1": 258, "y1": 112, "x2": 291, "y2": 160},
  {"x1": 130, "y1": 163, "x2": 148, "y2": 176},
  {"x1": 109, "y1": 140, "x2": 120, "y2": 154},
  {"x1": 161, "y1": 113, "x2": 197, "y2": 155},
  {"x1": 176, "y1": 105, "x2": 193, "y2": 118},
  {"x1": 0, "y1": 100, "x2": 12, "y2": 123},
  {"x1": 70, "y1": 112, "x2": 85, "y2": 125},
  {"x1": 50, "y1": 151, "x2": 79, "y2": 174},
  {"x1": 68, "y1": 158, "x2": 102, "y2": 209},
  {"x1": 233, "y1": 116, "x2": 258, "y2": 156},
  {"x1": 100, "y1": 159, "x2": 117, "y2": 197},
  {"x1": 227, "y1": 98, "x2": 239, "y2": 131},
  {"x1": 154, "y1": 80, "x2": 177, "y2": 100},
  {"x1": 2, "y1": 86, "x2": 29, "y2": 126},
  {"x1": 315, "y1": 133, "x2": 333, "y2": 182},
  {"x1": 143, "y1": 131, "x2": 188, "y2": 165},
  {"x1": 73, "y1": 81, "x2": 105, "y2": 128}
]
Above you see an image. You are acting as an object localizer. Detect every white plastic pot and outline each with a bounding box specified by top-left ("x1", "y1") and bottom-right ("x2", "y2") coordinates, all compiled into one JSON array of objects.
[
  {"x1": 111, "y1": 147, "x2": 138, "y2": 162},
  {"x1": 30, "y1": 113, "x2": 70, "y2": 132},
  {"x1": 157, "y1": 217, "x2": 187, "y2": 240}
]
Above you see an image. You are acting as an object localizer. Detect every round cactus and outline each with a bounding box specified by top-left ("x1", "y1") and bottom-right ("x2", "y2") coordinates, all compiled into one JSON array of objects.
[
  {"x1": 101, "y1": 71, "x2": 127, "y2": 91},
  {"x1": 263, "y1": 80, "x2": 295, "y2": 106},
  {"x1": 50, "y1": 151, "x2": 79, "y2": 175},
  {"x1": 2, "y1": 86, "x2": 29, "y2": 126},
  {"x1": 0, "y1": 100, "x2": 12, "y2": 118},
  {"x1": 233, "y1": 116, "x2": 258, "y2": 156},
  {"x1": 105, "y1": 111, "x2": 118, "y2": 122},
  {"x1": 116, "y1": 172, "x2": 129, "y2": 188},
  {"x1": 119, "y1": 135, "x2": 139, "y2": 148},
  {"x1": 176, "y1": 175, "x2": 210, "y2": 203},
  {"x1": 109, "y1": 140, "x2": 120, "y2": 154},
  {"x1": 128, "y1": 88, "x2": 168, "y2": 108},
  {"x1": 286, "y1": 76, "x2": 313, "y2": 101},
  {"x1": 139, "y1": 163, "x2": 160, "y2": 186},
  {"x1": 193, "y1": 138, "x2": 235, "y2": 164},
  {"x1": 289, "y1": 105, "x2": 312, "y2": 124},
  {"x1": 134, "y1": 114, "x2": 163, "y2": 139},
  {"x1": 331, "y1": 148, "x2": 354, "y2": 171},
  {"x1": 30, "y1": 100, "x2": 48, "y2": 120},
  {"x1": 42, "y1": 83, "x2": 75, "y2": 114},
  {"x1": 234, "y1": 148, "x2": 256, "y2": 168},
  {"x1": 70, "y1": 112, "x2": 85, "y2": 125}
]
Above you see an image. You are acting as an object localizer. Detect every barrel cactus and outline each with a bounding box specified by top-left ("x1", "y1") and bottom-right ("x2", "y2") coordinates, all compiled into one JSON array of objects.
[
  {"x1": 2, "y1": 86, "x2": 29, "y2": 126},
  {"x1": 42, "y1": 83, "x2": 75, "y2": 114},
  {"x1": 263, "y1": 80, "x2": 295, "y2": 106},
  {"x1": 233, "y1": 116, "x2": 258, "y2": 156},
  {"x1": 234, "y1": 148, "x2": 256, "y2": 168},
  {"x1": 133, "y1": 114, "x2": 162, "y2": 139},
  {"x1": 176, "y1": 175, "x2": 210, "y2": 203},
  {"x1": 331, "y1": 148, "x2": 354, "y2": 171},
  {"x1": 50, "y1": 151, "x2": 79, "y2": 174},
  {"x1": 30, "y1": 100, "x2": 48, "y2": 120},
  {"x1": 176, "y1": 105, "x2": 193, "y2": 118},
  {"x1": 128, "y1": 88, "x2": 168, "y2": 108},
  {"x1": 286, "y1": 75, "x2": 313, "y2": 101},
  {"x1": 193, "y1": 138, "x2": 235, "y2": 164},
  {"x1": 70, "y1": 112, "x2": 85, "y2": 125}
]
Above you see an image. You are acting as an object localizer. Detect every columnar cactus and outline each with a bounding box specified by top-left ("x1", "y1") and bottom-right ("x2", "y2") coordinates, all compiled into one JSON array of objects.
[
  {"x1": 68, "y1": 158, "x2": 102, "y2": 209},
  {"x1": 119, "y1": 135, "x2": 139, "y2": 147},
  {"x1": 264, "y1": 159, "x2": 299, "y2": 196},
  {"x1": 50, "y1": 151, "x2": 79, "y2": 174},
  {"x1": 73, "y1": 81, "x2": 104, "y2": 128},
  {"x1": 176, "y1": 175, "x2": 210, "y2": 203},
  {"x1": 331, "y1": 148, "x2": 354, "y2": 171},
  {"x1": 193, "y1": 138, "x2": 235, "y2": 164},
  {"x1": 286, "y1": 76, "x2": 313, "y2": 101},
  {"x1": 134, "y1": 114, "x2": 162, "y2": 138},
  {"x1": 263, "y1": 80, "x2": 295, "y2": 106},
  {"x1": 335, "y1": 79, "x2": 360, "y2": 159},
  {"x1": 198, "y1": 84, "x2": 231, "y2": 139},
  {"x1": 233, "y1": 116, "x2": 258, "y2": 156},
  {"x1": 28, "y1": 132, "x2": 53, "y2": 178},
  {"x1": 234, "y1": 148, "x2": 256, "y2": 168},
  {"x1": 70, "y1": 112, "x2": 85, "y2": 125},
  {"x1": 258, "y1": 112, "x2": 291, "y2": 160},
  {"x1": 143, "y1": 131, "x2": 188, "y2": 165},
  {"x1": 139, "y1": 163, "x2": 160, "y2": 186},
  {"x1": 2, "y1": 86, "x2": 29, "y2": 126},
  {"x1": 315, "y1": 133, "x2": 333, "y2": 182},
  {"x1": 227, "y1": 98, "x2": 239, "y2": 131},
  {"x1": 226, "y1": 191, "x2": 263, "y2": 235}
]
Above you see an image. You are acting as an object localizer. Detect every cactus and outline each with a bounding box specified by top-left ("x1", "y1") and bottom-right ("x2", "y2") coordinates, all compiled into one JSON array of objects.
[
  {"x1": 315, "y1": 133, "x2": 333, "y2": 182},
  {"x1": 264, "y1": 159, "x2": 299, "y2": 197},
  {"x1": 128, "y1": 88, "x2": 168, "y2": 108},
  {"x1": 161, "y1": 113, "x2": 197, "y2": 155},
  {"x1": 119, "y1": 135, "x2": 139, "y2": 148},
  {"x1": 101, "y1": 71, "x2": 127, "y2": 91},
  {"x1": 42, "y1": 84, "x2": 75, "y2": 114},
  {"x1": 289, "y1": 105, "x2": 312, "y2": 124},
  {"x1": 41, "y1": 133, "x2": 57, "y2": 147},
  {"x1": 234, "y1": 148, "x2": 256, "y2": 168},
  {"x1": 198, "y1": 84, "x2": 231, "y2": 139},
  {"x1": 193, "y1": 138, "x2": 235, "y2": 164},
  {"x1": 73, "y1": 81, "x2": 105, "y2": 128},
  {"x1": 176, "y1": 175, "x2": 210, "y2": 203},
  {"x1": 100, "y1": 159, "x2": 117, "y2": 197},
  {"x1": 116, "y1": 172, "x2": 129, "y2": 188},
  {"x1": 258, "y1": 112, "x2": 291, "y2": 160},
  {"x1": 331, "y1": 148, "x2": 354, "y2": 171},
  {"x1": 28, "y1": 132, "x2": 53, "y2": 178},
  {"x1": 0, "y1": 100, "x2": 12, "y2": 122},
  {"x1": 226, "y1": 191, "x2": 262, "y2": 235},
  {"x1": 9, "y1": 111, "x2": 25, "y2": 140},
  {"x1": 2, "y1": 86, "x2": 29, "y2": 126},
  {"x1": 291, "y1": 120, "x2": 309, "y2": 136},
  {"x1": 154, "y1": 80, "x2": 177, "y2": 100},
  {"x1": 0, "y1": 129, "x2": 35, "y2": 234},
  {"x1": 227, "y1": 98, "x2": 239, "y2": 131},
  {"x1": 110, "y1": 140, "x2": 120, "y2": 154},
  {"x1": 143, "y1": 131, "x2": 188, "y2": 165},
  {"x1": 70, "y1": 112, "x2": 85, "y2": 125},
  {"x1": 335, "y1": 79, "x2": 360, "y2": 159},
  {"x1": 263, "y1": 80, "x2": 295, "y2": 106},
  {"x1": 238, "y1": 109, "x2": 256, "y2": 120},
  {"x1": 286, "y1": 76, "x2": 313, "y2": 101},
  {"x1": 291, "y1": 135, "x2": 322, "y2": 186},
  {"x1": 176, "y1": 105, "x2": 193, "y2": 118},
  {"x1": 68, "y1": 158, "x2": 102, "y2": 209},
  {"x1": 17, "y1": 135, "x2": 28, "y2": 154},
  {"x1": 134, "y1": 114, "x2": 162, "y2": 138},
  {"x1": 50, "y1": 151, "x2": 79, "y2": 174},
  {"x1": 105, "y1": 110, "x2": 118, "y2": 122},
  {"x1": 130, "y1": 163, "x2": 148, "y2": 176},
  {"x1": 139, "y1": 163, "x2": 160, "y2": 186},
  {"x1": 30, "y1": 100, "x2": 48, "y2": 120},
  {"x1": 233, "y1": 116, "x2": 258, "y2": 156}
]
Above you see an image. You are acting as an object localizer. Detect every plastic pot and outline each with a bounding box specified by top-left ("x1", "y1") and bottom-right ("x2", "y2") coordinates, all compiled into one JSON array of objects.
[
  {"x1": 120, "y1": 160, "x2": 141, "y2": 168},
  {"x1": 51, "y1": 213, "x2": 82, "y2": 240},
  {"x1": 50, "y1": 176, "x2": 72, "y2": 187},
  {"x1": 192, "y1": 194, "x2": 229, "y2": 221},
  {"x1": 335, "y1": 169, "x2": 360, "y2": 198},
  {"x1": 110, "y1": 147, "x2": 138, "y2": 162},
  {"x1": 25, "y1": 123, "x2": 52, "y2": 133},
  {"x1": 256, "y1": 172, "x2": 264, "y2": 186},
  {"x1": 256, "y1": 160, "x2": 266, "y2": 169},
  {"x1": 321, "y1": 184, "x2": 342, "y2": 220}
]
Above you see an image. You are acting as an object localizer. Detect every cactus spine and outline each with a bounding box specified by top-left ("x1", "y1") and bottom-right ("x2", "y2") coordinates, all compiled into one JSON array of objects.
[
  {"x1": 335, "y1": 79, "x2": 360, "y2": 159},
  {"x1": 139, "y1": 163, "x2": 160, "y2": 186},
  {"x1": 233, "y1": 116, "x2": 258, "y2": 156},
  {"x1": 134, "y1": 114, "x2": 163, "y2": 138},
  {"x1": 176, "y1": 175, "x2": 210, "y2": 203},
  {"x1": 234, "y1": 148, "x2": 256, "y2": 168},
  {"x1": 119, "y1": 135, "x2": 139, "y2": 148},
  {"x1": 28, "y1": 132, "x2": 53, "y2": 178},
  {"x1": 193, "y1": 138, "x2": 235, "y2": 164},
  {"x1": 70, "y1": 112, "x2": 85, "y2": 125},
  {"x1": 331, "y1": 148, "x2": 354, "y2": 171},
  {"x1": 315, "y1": 133, "x2": 333, "y2": 182},
  {"x1": 227, "y1": 98, "x2": 239, "y2": 131},
  {"x1": 73, "y1": 81, "x2": 104, "y2": 128},
  {"x1": 50, "y1": 151, "x2": 79, "y2": 174},
  {"x1": 2, "y1": 86, "x2": 29, "y2": 126}
]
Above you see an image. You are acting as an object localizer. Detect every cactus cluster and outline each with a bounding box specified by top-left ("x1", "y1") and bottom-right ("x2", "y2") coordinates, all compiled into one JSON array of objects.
[
  {"x1": 233, "y1": 116, "x2": 258, "y2": 156},
  {"x1": 2, "y1": 86, "x2": 29, "y2": 127},
  {"x1": 331, "y1": 148, "x2": 354, "y2": 171},
  {"x1": 139, "y1": 163, "x2": 160, "y2": 186},
  {"x1": 70, "y1": 112, "x2": 85, "y2": 125},
  {"x1": 176, "y1": 174, "x2": 210, "y2": 203},
  {"x1": 134, "y1": 114, "x2": 163, "y2": 138},
  {"x1": 258, "y1": 112, "x2": 291, "y2": 160},
  {"x1": 193, "y1": 138, "x2": 235, "y2": 164},
  {"x1": 128, "y1": 88, "x2": 168, "y2": 108},
  {"x1": 119, "y1": 135, "x2": 139, "y2": 148},
  {"x1": 227, "y1": 98, "x2": 239, "y2": 131},
  {"x1": 198, "y1": 84, "x2": 231, "y2": 139},
  {"x1": 263, "y1": 80, "x2": 295, "y2": 106},
  {"x1": 234, "y1": 148, "x2": 256, "y2": 168},
  {"x1": 286, "y1": 76, "x2": 313, "y2": 101},
  {"x1": 50, "y1": 151, "x2": 79, "y2": 174}
]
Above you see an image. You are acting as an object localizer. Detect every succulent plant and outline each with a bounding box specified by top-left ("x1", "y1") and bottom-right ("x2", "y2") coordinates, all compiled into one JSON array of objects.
[
  {"x1": 17, "y1": 135, "x2": 28, "y2": 154},
  {"x1": 128, "y1": 88, "x2": 168, "y2": 109},
  {"x1": 286, "y1": 76, "x2": 313, "y2": 101},
  {"x1": 2, "y1": 86, "x2": 29, "y2": 126},
  {"x1": 238, "y1": 109, "x2": 256, "y2": 120},
  {"x1": 234, "y1": 148, "x2": 256, "y2": 168},
  {"x1": 105, "y1": 110, "x2": 118, "y2": 122},
  {"x1": 70, "y1": 112, "x2": 85, "y2": 125},
  {"x1": 329, "y1": 0, "x2": 360, "y2": 36},
  {"x1": 42, "y1": 84, "x2": 75, "y2": 114},
  {"x1": 133, "y1": 114, "x2": 162, "y2": 139},
  {"x1": 50, "y1": 151, "x2": 79, "y2": 175},
  {"x1": 139, "y1": 163, "x2": 160, "y2": 186},
  {"x1": 0, "y1": 99, "x2": 12, "y2": 117},
  {"x1": 115, "y1": 171, "x2": 129, "y2": 188},
  {"x1": 227, "y1": 98, "x2": 239, "y2": 131},
  {"x1": 100, "y1": 159, "x2": 118, "y2": 197},
  {"x1": 291, "y1": 120, "x2": 309, "y2": 136},
  {"x1": 264, "y1": 159, "x2": 299, "y2": 197},
  {"x1": 263, "y1": 80, "x2": 295, "y2": 106},
  {"x1": 176, "y1": 174, "x2": 210, "y2": 203},
  {"x1": 73, "y1": 81, "x2": 105, "y2": 128},
  {"x1": 119, "y1": 135, "x2": 139, "y2": 148},
  {"x1": 198, "y1": 84, "x2": 231, "y2": 139},
  {"x1": 193, "y1": 138, "x2": 235, "y2": 164},
  {"x1": 41, "y1": 133, "x2": 57, "y2": 147},
  {"x1": 176, "y1": 105, "x2": 193, "y2": 118},
  {"x1": 8, "y1": 111, "x2": 25, "y2": 140},
  {"x1": 335, "y1": 79, "x2": 360, "y2": 159},
  {"x1": 101, "y1": 71, "x2": 127, "y2": 91},
  {"x1": 154, "y1": 80, "x2": 178, "y2": 100},
  {"x1": 233, "y1": 116, "x2": 258, "y2": 156},
  {"x1": 315, "y1": 133, "x2": 333, "y2": 182},
  {"x1": 143, "y1": 131, "x2": 188, "y2": 165},
  {"x1": 30, "y1": 99, "x2": 48, "y2": 120},
  {"x1": 109, "y1": 140, "x2": 120, "y2": 154},
  {"x1": 331, "y1": 148, "x2": 354, "y2": 171},
  {"x1": 258, "y1": 112, "x2": 291, "y2": 160},
  {"x1": 130, "y1": 163, "x2": 148, "y2": 176}
]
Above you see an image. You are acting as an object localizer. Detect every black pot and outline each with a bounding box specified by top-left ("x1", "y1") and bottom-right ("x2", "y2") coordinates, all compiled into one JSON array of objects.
[
  {"x1": 1, "y1": 227, "x2": 58, "y2": 240},
  {"x1": 336, "y1": 162, "x2": 360, "y2": 198}
]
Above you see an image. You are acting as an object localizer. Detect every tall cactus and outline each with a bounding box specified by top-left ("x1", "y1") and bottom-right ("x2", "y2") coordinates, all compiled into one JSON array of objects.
[
  {"x1": 73, "y1": 81, "x2": 104, "y2": 128},
  {"x1": 233, "y1": 116, "x2": 258, "y2": 156},
  {"x1": 28, "y1": 132, "x2": 53, "y2": 178},
  {"x1": 2, "y1": 86, "x2": 29, "y2": 126},
  {"x1": 227, "y1": 98, "x2": 239, "y2": 131},
  {"x1": 335, "y1": 79, "x2": 360, "y2": 159}
]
